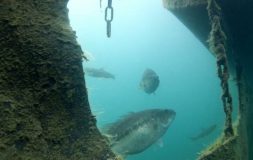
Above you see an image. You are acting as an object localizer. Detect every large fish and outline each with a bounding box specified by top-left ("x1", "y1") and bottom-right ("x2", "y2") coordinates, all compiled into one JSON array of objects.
[
  {"x1": 84, "y1": 67, "x2": 115, "y2": 79},
  {"x1": 102, "y1": 109, "x2": 176, "y2": 156},
  {"x1": 140, "y1": 69, "x2": 160, "y2": 94},
  {"x1": 190, "y1": 124, "x2": 217, "y2": 141}
]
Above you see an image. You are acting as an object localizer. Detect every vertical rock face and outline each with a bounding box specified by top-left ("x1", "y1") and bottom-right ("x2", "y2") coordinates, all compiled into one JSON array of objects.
[
  {"x1": 0, "y1": 0, "x2": 116, "y2": 159},
  {"x1": 163, "y1": 0, "x2": 253, "y2": 159}
]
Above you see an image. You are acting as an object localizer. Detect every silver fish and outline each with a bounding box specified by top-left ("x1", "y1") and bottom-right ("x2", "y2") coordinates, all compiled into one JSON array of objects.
[
  {"x1": 190, "y1": 124, "x2": 217, "y2": 141},
  {"x1": 84, "y1": 67, "x2": 115, "y2": 79},
  {"x1": 140, "y1": 68, "x2": 160, "y2": 94},
  {"x1": 102, "y1": 109, "x2": 176, "y2": 156}
]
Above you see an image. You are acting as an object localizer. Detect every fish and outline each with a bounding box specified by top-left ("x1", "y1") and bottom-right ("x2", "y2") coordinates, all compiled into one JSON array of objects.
[
  {"x1": 84, "y1": 67, "x2": 115, "y2": 79},
  {"x1": 101, "y1": 108, "x2": 176, "y2": 156},
  {"x1": 190, "y1": 124, "x2": 217, "y2": 141},
  {"x1": 140, "y1": 68, "x2": 160, "y2": 94}
]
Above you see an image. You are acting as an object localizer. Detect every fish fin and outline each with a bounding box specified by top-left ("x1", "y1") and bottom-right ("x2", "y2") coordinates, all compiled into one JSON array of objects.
[
  {"x1": 103, "y1": 133, "x2": 116, "y2": 139},
  {"x1": 83, "y1": 50, "x2": 95, "y2": 61},
  {"x1": 81, "y1": 53, "x2": 89, "y2": 61},
  {"x1": 92, "y1": 110, "x2": 104, "y2": 117},
  {"x1": 139, "y1": 82, "x2": 145, "y2": 90},
  {"x1": 99, "y1": 123, "x2": 114, "y2": 133},
  {"x1": 101, "y1": 133, "x2": 118, "y2": 144},
  {"x1": 118, "y1": 112, "x2": 135, "y2": 120},
  {"x1": 156, "y1": 138, "x2": 164, "y2": 148},
  {"x1": 101, "y1": 112, "x2": 136, "y2": 130},
  {"x1": 111, "y1": 75, "x2": 116, "y2": 79}
]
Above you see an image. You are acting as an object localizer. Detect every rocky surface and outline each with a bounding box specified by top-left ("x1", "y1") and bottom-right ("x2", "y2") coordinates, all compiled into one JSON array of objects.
[{"x1": 0, "y1": 0, "x2": 117, "y2": 159}]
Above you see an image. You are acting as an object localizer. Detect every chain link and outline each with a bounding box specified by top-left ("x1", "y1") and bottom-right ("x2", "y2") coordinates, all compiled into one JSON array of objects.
[
  {"x1": 105, "y1": 0, "x2": 113, "y2": 37},
  {"x1": 218, "y1": 58, "x2": 234, "y2": 137},
  {"x1": 208, "y1": 0, "x2": 234, "y2": 138}
]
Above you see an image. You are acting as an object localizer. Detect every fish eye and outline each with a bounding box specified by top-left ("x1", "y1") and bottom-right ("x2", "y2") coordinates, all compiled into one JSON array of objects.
[{"x1": 162, "y1": 109, "x2": 170, "y2": 116}]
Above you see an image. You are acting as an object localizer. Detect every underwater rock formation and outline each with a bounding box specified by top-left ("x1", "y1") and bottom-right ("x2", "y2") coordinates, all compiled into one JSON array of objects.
[
  {"x1": 163, "y1": 0, "x2": 253, "y2": 159},
  {"x1": 0, "y1": 0, "x2": 118, "y2": 159}
]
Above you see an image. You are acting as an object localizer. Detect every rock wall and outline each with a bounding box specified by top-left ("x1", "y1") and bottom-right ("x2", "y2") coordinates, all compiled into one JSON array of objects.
[
  {"x1": 163, "y1": 0, "x2": 253, "y2": 159},
  {"x1": 0, "y1": 0, "x2": 117, "y2": 159}
]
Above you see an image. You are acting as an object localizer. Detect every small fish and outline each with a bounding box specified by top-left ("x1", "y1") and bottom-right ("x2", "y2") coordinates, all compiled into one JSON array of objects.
[
  {"x1": 101, "y1": 108, "x2": 176, "y2": 156},
  {"x1": 84, "y1": 67, "x2": 115, "y2": 79},
  {"x1": 140, "y1": 68, "x2": 160, "y2": 94},
  {"x1": 190, "y1": 124, "x2": 217, "y2": 141}
]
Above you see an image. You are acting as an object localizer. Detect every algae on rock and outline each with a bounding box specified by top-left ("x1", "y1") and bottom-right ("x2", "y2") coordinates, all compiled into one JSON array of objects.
[{"x1": 0, "y1": 0, "x2": 117, "y2": 159}]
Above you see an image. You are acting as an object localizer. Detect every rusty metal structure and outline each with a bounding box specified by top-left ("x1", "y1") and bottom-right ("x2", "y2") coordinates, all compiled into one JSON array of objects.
[{"x1": 163, "y1": 0, "x2": 253, "y2": 159}]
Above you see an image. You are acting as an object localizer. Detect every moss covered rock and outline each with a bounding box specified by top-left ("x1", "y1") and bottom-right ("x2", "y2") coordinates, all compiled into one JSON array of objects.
[{"x1": 0, "y1": 0, "x2": 117, "y2": 159}]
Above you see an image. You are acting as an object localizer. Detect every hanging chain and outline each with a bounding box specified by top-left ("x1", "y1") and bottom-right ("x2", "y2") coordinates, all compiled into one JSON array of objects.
[
  {"x1": 105, "y1": 0, "x2": 113, "y2": 38},
  {"x1": 217, "y1": 54, "x2": 234, "y2": 137},
  {"x1": 207, "y1": 0, "x2": 234, "y2": 137}
]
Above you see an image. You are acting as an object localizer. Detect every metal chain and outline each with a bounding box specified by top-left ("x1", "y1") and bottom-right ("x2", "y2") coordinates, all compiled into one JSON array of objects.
[
  {"x1": 217, "y1": 55, "x2": 234, "y2": 137},
  {"x1": 207, "y1": 0, "x2": 234, "y2": 137},
  {"x1": 105, "y1": 0, "x2": 113, "y2": 37}
]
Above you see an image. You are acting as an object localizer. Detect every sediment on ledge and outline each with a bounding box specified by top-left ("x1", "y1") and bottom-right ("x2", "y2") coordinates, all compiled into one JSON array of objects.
[{"x1": 0, "y1": 0, "x2": 117, "y2": 159}]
